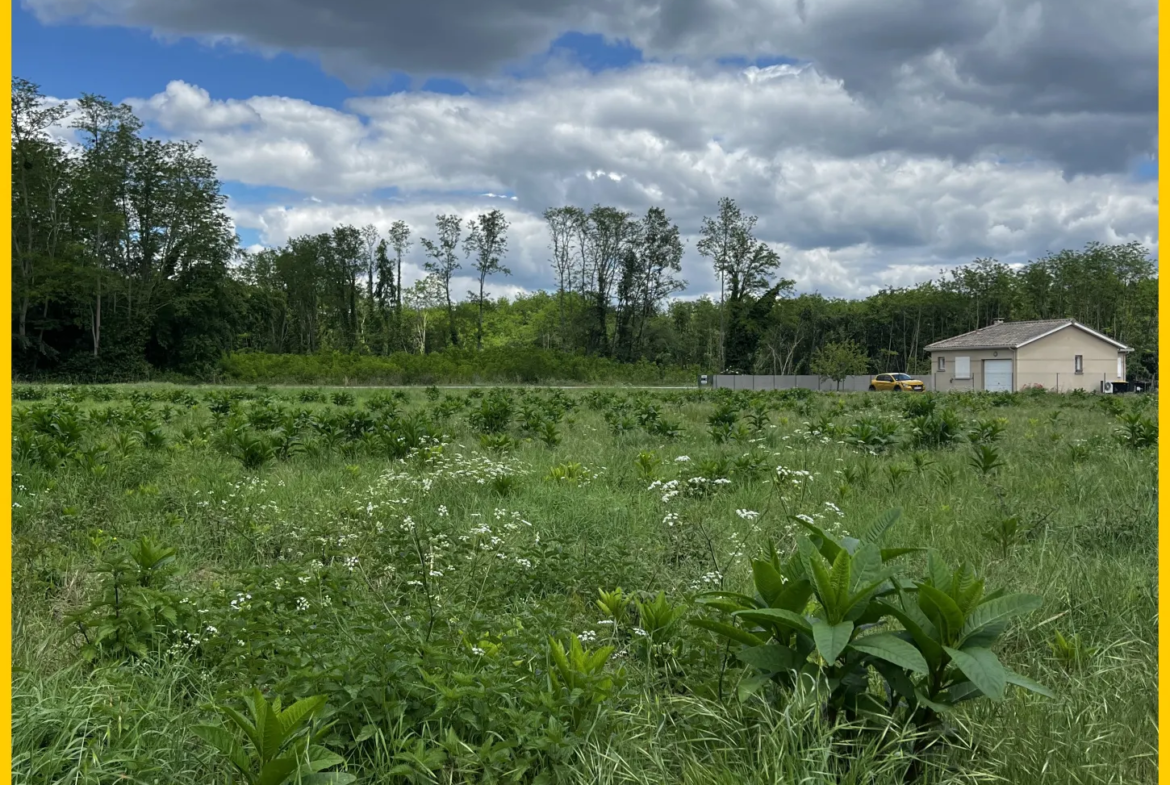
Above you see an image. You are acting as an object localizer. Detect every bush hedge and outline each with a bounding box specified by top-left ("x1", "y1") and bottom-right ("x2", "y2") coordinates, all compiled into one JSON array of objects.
[{"x1": 219, "y1": 349, "x2": 701, "y2": 386}]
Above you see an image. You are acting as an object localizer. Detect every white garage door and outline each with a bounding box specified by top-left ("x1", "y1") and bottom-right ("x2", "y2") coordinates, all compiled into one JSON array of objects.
[{"x1": 984, "y1": 359, "x2": 1013, "y2": 392}]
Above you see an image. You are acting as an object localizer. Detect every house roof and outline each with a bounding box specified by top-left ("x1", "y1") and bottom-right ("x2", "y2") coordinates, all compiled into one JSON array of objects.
[{"x1": 924, "y1": 319, "x2": 1132, "y2": 352}]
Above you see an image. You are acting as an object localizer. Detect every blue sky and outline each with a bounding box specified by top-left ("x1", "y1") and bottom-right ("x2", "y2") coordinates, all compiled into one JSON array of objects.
[
  {"x1": 15, "y1": 0, "x2": 1157, "y2": 298},
  {"x1": 16, "y1": 7, "x2": 659, "y2": 107},
  {"x1": 16, "y1": 5, "x2": 441, "y2": 107},
  {"x1": 16, "y1": 6, "x2": 806, "y2": 113}
]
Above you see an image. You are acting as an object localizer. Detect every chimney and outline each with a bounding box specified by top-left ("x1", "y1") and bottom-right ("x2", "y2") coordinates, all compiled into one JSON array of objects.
[{"x1": 993, "y1": 318, "x2": 1004, "y2": 326}]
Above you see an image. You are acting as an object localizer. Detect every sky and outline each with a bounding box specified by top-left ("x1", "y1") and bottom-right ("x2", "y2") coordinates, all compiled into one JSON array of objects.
[{"x1": 15, "y1": 0, "x2": 1159, "y2": 302}]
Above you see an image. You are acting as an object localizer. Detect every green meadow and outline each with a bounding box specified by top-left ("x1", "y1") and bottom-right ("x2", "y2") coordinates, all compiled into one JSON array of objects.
[{"x1": 12, "y1": 384, "x2": 1157, "y2": 784}]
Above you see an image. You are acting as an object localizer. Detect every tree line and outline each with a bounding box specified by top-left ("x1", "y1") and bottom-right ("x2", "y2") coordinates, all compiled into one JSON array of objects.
[{"x1": 12, "y1": 79, "x2": 1159, "y2": 382}]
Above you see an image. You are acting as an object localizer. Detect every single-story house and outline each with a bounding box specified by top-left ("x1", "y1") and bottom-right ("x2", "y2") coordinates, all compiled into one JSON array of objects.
[{"x1": 924, "y1": 319, "x2": 1131, "y2": 393}]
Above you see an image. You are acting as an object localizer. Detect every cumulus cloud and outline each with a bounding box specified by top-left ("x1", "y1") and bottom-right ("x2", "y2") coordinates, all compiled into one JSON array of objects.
[
  {"x1": 28, "y1": 0, "x2": 1156, "y2": 299},
  {"x1": 120, "y1": 63, "x2": 1155, "y2": 299},
  {"x1": 25, "y1": 0, "x2": 1156, "y2": 172}
]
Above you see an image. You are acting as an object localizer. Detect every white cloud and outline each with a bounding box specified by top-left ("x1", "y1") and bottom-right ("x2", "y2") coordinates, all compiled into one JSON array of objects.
[
  {"x1": 28, "y1": 1, "x2": 1155, "y2": 161},
  {"x1": 118, "y1": 62, "x2": 1154, "y2": 300}
]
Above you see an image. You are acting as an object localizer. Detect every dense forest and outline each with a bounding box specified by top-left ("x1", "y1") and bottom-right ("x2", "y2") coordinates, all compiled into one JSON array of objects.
[{"x1": 13, "y1": 79, "x2": 1159, "y2": 383}]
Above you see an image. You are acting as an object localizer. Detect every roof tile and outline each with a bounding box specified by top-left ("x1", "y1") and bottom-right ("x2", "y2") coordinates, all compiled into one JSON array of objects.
[{"x1": 924, "y1": 319, "x2": 1078, "y2": 350}]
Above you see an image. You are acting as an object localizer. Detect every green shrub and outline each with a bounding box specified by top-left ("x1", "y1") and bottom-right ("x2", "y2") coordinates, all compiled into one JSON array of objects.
[
  {"x1": 691, "y1": 509, "x2": 1051, "y2": 733},
  {"x1": 194, "y1": 688, "x2": 355, "y2": 785},
  {"x1": 65, "y1": 537, "x2": 189, "y2": 662},
  {"x1": 910, "y1": 408, "x2": 964, "y2": 449},
  {"x1": 1116, "y1": 411, "x2": 1157, "y2": 449},
  {"x1": 468, "y1": 389, "x2": 513, "y2": 434}
]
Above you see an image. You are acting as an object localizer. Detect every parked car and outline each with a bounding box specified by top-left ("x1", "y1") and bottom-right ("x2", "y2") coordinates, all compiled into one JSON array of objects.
[{"x1": 869, "y1": 373, "x2": 925, "y2": 392}]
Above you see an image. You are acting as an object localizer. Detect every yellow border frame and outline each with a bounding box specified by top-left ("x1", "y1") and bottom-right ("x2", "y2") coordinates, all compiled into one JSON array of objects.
[
  {"x1": 2, "y1": 0, "x2": 13, "y2": 775},
  {"x1": 0, "y1": 0, "x2": 1163, "y2": 780},
  {"x1": 1160, "y1": 0, "x2": 1167, "y2": 778}
]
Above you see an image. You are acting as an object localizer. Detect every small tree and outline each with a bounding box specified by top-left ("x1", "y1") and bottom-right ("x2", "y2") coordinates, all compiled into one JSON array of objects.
[
  {"x1": 464, "y1": 209, "x2": 510, "y2": 350},
  {"x1": 420, "y1": 214, "x2": 462, "y2": 348},
  {"x1": 811, "y1": 340, "x2": 869, "y2": 390},
  {"x1": 404, "y1": 274, "x2": 446, "y2": 354},
  {"x1": 387, "y1": 220, "x2": 411, "y2": 341}
]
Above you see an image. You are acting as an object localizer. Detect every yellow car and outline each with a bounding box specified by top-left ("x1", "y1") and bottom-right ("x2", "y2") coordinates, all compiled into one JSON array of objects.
[{"x1": 869, "y1": 373, "x2": 925, "y2": 392}]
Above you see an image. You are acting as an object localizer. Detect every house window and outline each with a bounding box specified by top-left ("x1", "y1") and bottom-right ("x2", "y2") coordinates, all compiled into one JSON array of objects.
[
  {"x1": 937, "y1": 356, "x2": 945, "y2": 372},
  {"x1": 1074, "y1": 355, "x2": 1083, "y2": 374},
  {"x1": 955, "y1": 356, "x2": 971, "y2": 379},
  {"x1": 1118, "y1": 357, "x2": 1124, "y2": 380}
]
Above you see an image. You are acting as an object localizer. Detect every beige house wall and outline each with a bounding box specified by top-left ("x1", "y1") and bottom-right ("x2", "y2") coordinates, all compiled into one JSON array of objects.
[
  {"x1": 927, "y1": 325, "x2": 1128, "y2": 393},
  {"x1": 1016, "y1": 328, "x2": 1127, "y2": 392},
  {"x1": 928, "y1": 348, "x2": 1013, "y2": 392}
]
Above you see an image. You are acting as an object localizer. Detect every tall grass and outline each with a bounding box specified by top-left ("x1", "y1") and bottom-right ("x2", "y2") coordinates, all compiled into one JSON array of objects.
[{"x1": 12, "y1": 385, "x2": 1157, "y2": 784}]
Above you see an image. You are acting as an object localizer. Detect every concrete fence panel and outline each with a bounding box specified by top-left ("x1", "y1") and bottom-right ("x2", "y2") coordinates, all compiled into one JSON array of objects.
[
  {"x1": 706, "y1": 375, "x2": 936, "y2": 392},
  {"x1": 704, "y1": 372, "x2": 1145, "y2": 393}
]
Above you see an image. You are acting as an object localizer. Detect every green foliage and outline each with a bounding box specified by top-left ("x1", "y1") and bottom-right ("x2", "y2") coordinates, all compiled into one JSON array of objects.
[
  {"x1": 1097, "y1": 394, "x2": 1127, "y2": 416},
  {"x1": 910, "y1": 408, "x2": 964, "y2": 450},
  {"x1": 545, "y1": 462, "x2": 590, "y2": 485},
  {"x1": 1048, "y1": 630, "x2": 1098, "y2": 672},
  {"x1": 910, "y1": 452, "x2": 934, "y2": 475},
  {"x1": 707, "y1": 401, "x2": 738, "y2": 432},
  {"x1": 844, "y1": 416, "x2": 900, "y2": 453},
  {"x1": 634, "y1": 591, "x2": 687, "y2": 646},
  {"x1": 634, "y1": 451, "x2": 662, "y2": 482},
  {"x1": 1116, "y1": 411, "x2": 1157, "y2": 448},
  {"x1": 479, "y1": 433, "x2": 519, "y2": 454},
  {"x1": 810, "y1": 341, "x2": 870, "y2": 388},
  {"x1": 488, "y1": 473, "x2": 521, "y2": 497},
  {"x1": 692, "y1": 509, "x2": 1051, "y2": 732},
  {"x1": 982, "y1": 515, "x2": 1027, "y2": 559},
  {"x1": 636, "y1": 404, "x2": 683, "y2": 438},
  {"x1": 224, "y1": 428, "x2": 278, "y2": 470},
  {"x1": 902, "y1": 394, "x2": 938, "y2": 419},
  {"x1": 193, "y1": 688, "x2": 355, "y2": 785},
  {"x1": 222, "y1": 349, "x2": 699, "y2": 386},
  {"x1": 968, "y1": 417, "x2": 1008, "y2": 444},
  {"x1": 13, "y1": 383, "x2": 1154, "y2": 784},
  {"x1": 547, "y1": 635, "x2": 623, "y2": 728},
  {"x1": 537, "y1": 420, "x2": 561, "y2": 448},
  {"x1": 745, "y1": 404, "x2": 770, "y2": 434},
  {"x1": 597, "y1": 588, "x2": 632, "y2": 626},
  {"x1": 968, "y1": 444, "x2": 1006, "y2": 476},
  {"x1": 885, "y1": 464, "x2": 911, "y2": 493},
  {"x1": 65, "y1": 537, "x2": 187, "y2": 662},
  {"x1": 468, "y1": 389, "x2": 513, "y2": 434}
]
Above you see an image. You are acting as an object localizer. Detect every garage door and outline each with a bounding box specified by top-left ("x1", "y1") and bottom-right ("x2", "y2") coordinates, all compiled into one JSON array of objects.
[{"x1": 984, "y1": 359, "x2": 1013, "y2": 392}]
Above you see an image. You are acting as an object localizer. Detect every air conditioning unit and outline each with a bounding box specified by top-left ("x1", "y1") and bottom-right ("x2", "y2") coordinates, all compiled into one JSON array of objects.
[{"x1": 1101, "y1": 380, "x2": 1113, "y2": 394}]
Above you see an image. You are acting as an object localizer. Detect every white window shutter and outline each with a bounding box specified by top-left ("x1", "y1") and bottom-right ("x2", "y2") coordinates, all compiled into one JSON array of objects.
[{"x1": 955, "y1": 356, "x2": 971, "y2": 379}]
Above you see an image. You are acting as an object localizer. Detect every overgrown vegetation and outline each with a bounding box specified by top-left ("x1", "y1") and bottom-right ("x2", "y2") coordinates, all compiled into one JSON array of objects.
[
  {"x1": 13, "y1": 383, "x2": 1156, "y2": 783},
  {"x1": 14, "y1": 78, "x2": 1158, "y2": 385}
]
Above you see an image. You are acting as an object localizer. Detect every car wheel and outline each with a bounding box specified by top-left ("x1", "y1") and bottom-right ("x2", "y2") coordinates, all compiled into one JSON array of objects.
[
  {"x1": 893, "y1": 385, "x2": 902, "y2": 391},
  {"x1": 868, "y1": 385, "x2": 876, "y2": 391}
]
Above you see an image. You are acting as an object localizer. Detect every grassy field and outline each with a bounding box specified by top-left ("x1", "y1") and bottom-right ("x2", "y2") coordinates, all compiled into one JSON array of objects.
[{"x1": 11, "y1": 383, "x2": 1158, "y2": 784}]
